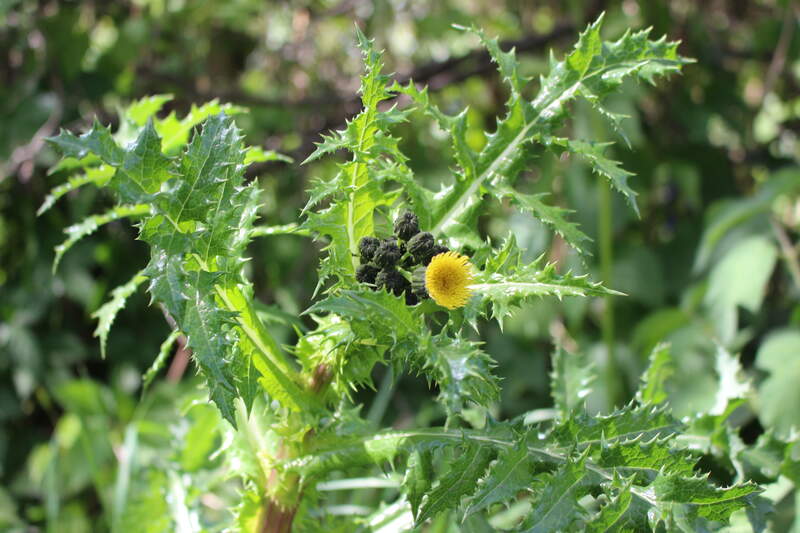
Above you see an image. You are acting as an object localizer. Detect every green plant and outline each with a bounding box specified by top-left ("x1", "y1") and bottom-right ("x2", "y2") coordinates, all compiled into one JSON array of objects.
[{"x1": 43, "y1": 16, "x2": 790, "y2": 533}]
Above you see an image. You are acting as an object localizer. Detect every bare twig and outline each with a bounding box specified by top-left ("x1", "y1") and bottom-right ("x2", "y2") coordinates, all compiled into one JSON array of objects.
[
  {"x1": 761, "y1": 1, "x2": 798, "y2": 104},
  {"x1": 771, "y1": 217, "x2": 800, "y2": 291},
  {"x1": 4, "y1": 96, "x2": 62, "y2": 183}
]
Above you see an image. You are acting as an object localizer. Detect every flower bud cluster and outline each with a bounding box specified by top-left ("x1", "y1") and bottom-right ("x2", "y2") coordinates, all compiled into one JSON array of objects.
[{"x1": 355, "y1": 210, "x2": 450, "y2": 305}]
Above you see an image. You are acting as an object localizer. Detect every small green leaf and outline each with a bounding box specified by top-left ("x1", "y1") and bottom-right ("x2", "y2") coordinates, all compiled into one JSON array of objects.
[
  {"x1": 243, "y1": 146, "x2": 293, "y2": 165},
  {"x1": 403, "y1": 449, "x2": 434, "y2": 517},
  {"x1": 400, "y1": 15, "x2": 689, "y2": 248},
  {"x1": 654, "y1": 475, "x2": 761, "y2": 525},
  {"x1": 92, "y1": 270, "x2": 148, "y2": 359},
  {"x1": 415, "y1": 443, "x2": 494, "y2": 525},
  {"x1": 47, "y1": 119, "x2": 124, "y2": 166},
  {"x1": 599, "y1": 437, "x2": 696, "y2": 482},
  {"x1": 520, "y1": 457, "x2": 593, "y2": 533},
  {"x1": 755, "y1": 330, "x2": 800, "y2": 436},
  {"x1": 463, "y1": 442, "x2": 533, "y2": 519},
  {"x1": 550, "y1": 345, "x2": 595, "y2": 418},
  {"x1": 38, "y1": 165, "x2": 115, "y2": 216},
  {"x1": 636, "y1": 343, "x2": 673, "y2": 405},
  {"x1": 585, "y1": 476, "x2": 634, "y2": 533},
  {"x1": 54, "y1": 204, "x2": 151, "y2": 273},
  {"x1": 471, "y1": 236, "x2": 618, "y2": 325},
  {"x1": 552, "y1": 402, "x2": 682, "y2": 449},
  {"x1": 113, "y1": 119, "x2": 175, "y2": 204},
  {"x1": 704, "y1": 236, "x2": 777, "y2": 344}
]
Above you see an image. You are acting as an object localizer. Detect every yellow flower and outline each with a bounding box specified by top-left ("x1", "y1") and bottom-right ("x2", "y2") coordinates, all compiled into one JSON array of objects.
[{"x1": 425, "y1": 251, "x2": 473, "y2": 309}]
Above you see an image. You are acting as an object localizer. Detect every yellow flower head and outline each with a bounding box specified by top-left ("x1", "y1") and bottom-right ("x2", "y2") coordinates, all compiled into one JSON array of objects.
[{"x1": 425, "y1": 251, "x2": 473, "y2": 309}]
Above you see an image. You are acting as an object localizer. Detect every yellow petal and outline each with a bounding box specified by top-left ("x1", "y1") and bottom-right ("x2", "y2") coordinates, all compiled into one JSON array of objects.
[{"x1": 425, "y1": 252, "x2": 473, "y2": 309}]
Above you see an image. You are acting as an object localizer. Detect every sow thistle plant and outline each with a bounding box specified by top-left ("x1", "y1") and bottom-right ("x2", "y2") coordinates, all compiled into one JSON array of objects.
[{"x1": 45, "y1": 16, "x2": 783, "y2": 533}]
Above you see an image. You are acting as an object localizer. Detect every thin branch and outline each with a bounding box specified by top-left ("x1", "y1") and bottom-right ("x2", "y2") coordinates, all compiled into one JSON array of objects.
[
  {"x1": 761, "y1": 1, "x2": 798, "y2": 104},
  {"x1": 771, "y1": 217, "x2": 800, "y2": 291}
]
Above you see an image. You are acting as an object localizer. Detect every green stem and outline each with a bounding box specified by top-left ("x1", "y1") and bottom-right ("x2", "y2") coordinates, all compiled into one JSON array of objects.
[
  {"x1": 367, "y1": 367, "x2": 395, "y2": 427},
  {"x1": 215, "y1": 285, "x2": 297, "y2": 378},
  {"x1": 598, "y1": 180, "x2": 623, "y2": 407}
]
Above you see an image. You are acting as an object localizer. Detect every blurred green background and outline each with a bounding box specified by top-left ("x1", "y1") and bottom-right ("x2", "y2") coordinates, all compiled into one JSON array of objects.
[{"x1": 1, "y1": 0, "x2": 799, "y2": 530}]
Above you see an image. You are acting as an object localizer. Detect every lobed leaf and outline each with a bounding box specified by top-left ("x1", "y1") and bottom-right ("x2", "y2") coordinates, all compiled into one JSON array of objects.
[
  {"x1": 414, "y1": 443, "x2": 494, "y2": 525},
  {"x1": 471, "y1": 236, "x2": 619, "y2": 325},
  {"x1": 92, "y1": 270, "x2": 148, "y2": 359},
  {"x1": 400, "y1": 15, "x2": 689, "y2": 249},
  {"x1": 54, "y1": 204, "x2": 151, "y2": 273}
]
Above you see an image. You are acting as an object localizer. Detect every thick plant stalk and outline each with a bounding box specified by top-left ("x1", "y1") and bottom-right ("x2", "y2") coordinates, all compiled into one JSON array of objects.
[
  {"x1": 258, "y1": 362, "x2": 332, "y2": 532},
  {"x1": 258, "y1": 501, "x2": 297, "y2": 533},
  {"x1": 259, "y1": 443, "x2": 301, "y2": 533}
]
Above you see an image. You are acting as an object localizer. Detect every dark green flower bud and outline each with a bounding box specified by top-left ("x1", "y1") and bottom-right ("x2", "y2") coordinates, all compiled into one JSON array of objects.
[
  {"x1": 407, "y1": 232, "x2": 434, "y2": 263},
  {"x1": 394, "y1": 211, "x2": 420, "y2": 241},
  {"x1": 359, "y1": 236, "x2": 380, "y2": 263},
  {"x1": 375, "y1": 268, "x2": 410, "y2": 296},
  {"x1": 404, "y1": 288, "x2": 419, "y2": 306},
  {"x1": 411, "y1": 266, "x2": 430, "y2": 299},
  {"x1": 355, "y1": 264, "x2": 379, "y2": 286},
  {"x1": 373, "y1": 238, "x2": 402, "y2": 269},
  {"x1": 400, "y1": 253, "x2": 416, "y2": 270},
  {"x1": 422, "y1": 244, "x2": 450, "y2": 265}
]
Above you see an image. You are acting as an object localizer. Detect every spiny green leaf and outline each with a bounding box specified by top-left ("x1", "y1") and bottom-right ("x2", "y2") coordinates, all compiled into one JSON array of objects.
[
  {"x1": 498, "y1": 188, "x2": 590, "y2": 252},
  {"x1": 182, "y1": 283, "x2": 239, "y2": 425},
  {"x1": 422, "y1": 334, "x2": 500, "y2": 416},
  {"x1": 307, "y1": 289, "x2": 423, "y2": 341},
  {"x1": 550, "y1": 345, "x2": 595, "y2": 418},
  {"x1": 468, "y1": 25, "x2": 526, "y2": 94},
  {"x1": 92, "y1": 270, "x2": 147, "y2": 359},
  {"x1": 47, "y1": 119, "x2": 124, "y2": 166},
  {"x1": 654, "y1": 475, "x2": 761, "y2": 525},
  {"x1": 547, "y1": 138, "x2": 638, "y2": 215},
  {"x1": 471, "y1": 236, "x2": 618, "y2": 325},
  {"x1": 463, "y1": 442, "x2": 534, "y2": 519},
  {"x1": 551, "y1": 402, "x2": 682, "y2": 449},
  {"x1": 598, "y1": 437, "x2": 697, "y2": 483},
  {"x1": 636, "y1": 343, "x2": 673, "y2": 405},
  {"x1": 113, "y1": 118, "x2": 175, "y2": 204},
  {"x1": 309, "y1": 290, "x2": 500, "y2": 415},
  {"x1": 50, "y1": 111, "x2": 308, "y2": 426},
  {"x1": 586, "y1": 475, "x2": 634, "y2": 533},
  {"x1": 401, "y1": 15, "x2": 689, "y2": 249},
  {"x1": 520, "y1": 457, "x2": 594, "y2": 533},
  {"x1": 302, "y1": 28, "x2": 405, "y2": 288},
  {"x1": 156, "y1": 100, "x2": 247, "y2": 154},
  {"x1": 403, "y1": 449, "x2": 434, "y2": 517},
  {"x1": 415, "y1": 443, "x2": 494, "y2": 525}
]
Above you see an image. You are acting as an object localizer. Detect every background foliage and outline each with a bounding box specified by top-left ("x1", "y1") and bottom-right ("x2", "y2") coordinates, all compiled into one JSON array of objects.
[{"x1": 1, "y1": 0, "x2": 799, "y2": 531}]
